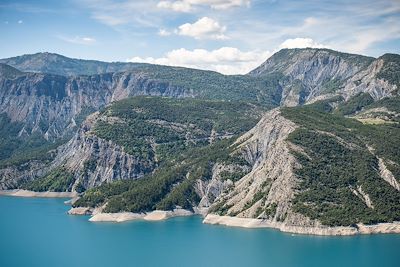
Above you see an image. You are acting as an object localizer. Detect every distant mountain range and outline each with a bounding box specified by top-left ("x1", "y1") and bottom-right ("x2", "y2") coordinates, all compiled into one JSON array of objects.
[{"x1": 0, "y1": 48, "x2": 399, "y2": 234}]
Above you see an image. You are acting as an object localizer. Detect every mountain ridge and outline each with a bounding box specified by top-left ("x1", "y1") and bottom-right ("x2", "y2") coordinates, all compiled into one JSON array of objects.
[{"x1": 0, "y1": 48, "x2": 399, "y2": 234}]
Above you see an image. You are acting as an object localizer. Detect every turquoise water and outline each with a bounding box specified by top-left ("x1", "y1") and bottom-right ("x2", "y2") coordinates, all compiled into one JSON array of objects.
[{"x1": 0, "y1": 196, "x2": 399, "y2": 267}]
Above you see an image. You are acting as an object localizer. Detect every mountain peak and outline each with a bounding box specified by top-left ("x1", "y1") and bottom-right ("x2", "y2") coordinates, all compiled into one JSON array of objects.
[{"x1": 249, "y1": 48, "x2": 375, "y2": 76}]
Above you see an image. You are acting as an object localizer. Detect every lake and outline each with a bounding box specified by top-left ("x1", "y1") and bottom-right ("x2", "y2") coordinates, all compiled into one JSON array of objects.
[{"x1": 0, "y1": 196, "x2": 399, "y2": 267}]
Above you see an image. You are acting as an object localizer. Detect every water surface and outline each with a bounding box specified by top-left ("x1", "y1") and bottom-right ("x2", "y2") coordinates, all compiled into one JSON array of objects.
[{"x1": 0, "y1": 196, "x2": 399, "y2": 267}]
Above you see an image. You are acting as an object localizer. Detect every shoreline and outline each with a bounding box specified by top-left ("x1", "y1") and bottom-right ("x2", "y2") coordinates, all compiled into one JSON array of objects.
[
  {"x1": 0, "y1": 189, "x2": 78, "y2": 198},
  {"x1": 203, "y1": 214, "x2": 400, "y2": 236},
  {"x1": 68, "y1": 207, "x2": 196, "y2": 222}
]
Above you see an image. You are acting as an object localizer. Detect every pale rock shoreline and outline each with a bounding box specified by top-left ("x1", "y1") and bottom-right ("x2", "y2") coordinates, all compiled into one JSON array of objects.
[
  {"x1": 0, "y1": 189, "x2": 78, "y2": 198},
  {"x1": 86, "y1": 209, "x2": 195, "y2": 222},
  {"x1": 203, "y1": 214, "x2": 400, "y2": 236}
]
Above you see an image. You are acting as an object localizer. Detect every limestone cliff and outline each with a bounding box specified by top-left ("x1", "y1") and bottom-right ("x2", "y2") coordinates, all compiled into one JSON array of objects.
[
  {"x1": 0, "y1": 70, "x2": 194, "y2": 140},
  {"x1": 50, "y1": 112, "x2": 156, "y2": 190},
  {"x1": 250, "y1": 48, "x2": 398, "y2": 106},
  {"x1": 207, "y1": 109, "x2": 315, "y2": 227},
  {"x1": 206, "y1": 104, "x2": 400, "y2": 229}
]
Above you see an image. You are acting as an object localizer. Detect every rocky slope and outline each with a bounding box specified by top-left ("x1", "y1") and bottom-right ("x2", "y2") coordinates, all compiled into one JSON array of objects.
[
  {"x1": 68, "y1": 97, "x2": 400, "y2": 233},
  {"x1": 49, "y1": 112, "x2": 156, "y2": 190},
  {"x1": 0, "y1": 70, "x2": 194, "y2": 140},
  {"x1": 205, "y1": 100, "x2": 400, "y2": 232},
  {"x1": 1, "y1": 49, "x2": 400, "y2": 233},
  {"x1": 0, "y1": 52, "x2": 145, "y2": 76},
  {"x1": 250, "y1": 48, "x2": 399, "y2": 106},
  {"x1": 18, "y1": 97, "x2": 263, "y2": 193}
]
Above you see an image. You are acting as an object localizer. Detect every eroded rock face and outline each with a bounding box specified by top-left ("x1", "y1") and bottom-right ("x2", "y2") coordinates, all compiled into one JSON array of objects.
[
  {"x1": 250, "y1": 48, "x2": 398, "y2": 106},
  {"x1": 0, "y1": 160, "x2": 51, "y2": 190},
  {"x1": 342, "y1": 58, "x2": 398, "y2": 100},
  {"x1": 0, "y1": 72, "x2": 194, "y2": 140},
  {"x1": 208, "y1": 109, "x2": 314, "y2": 226},
  {"x1": 50, "y1": 112, "x2": 156, "y2": 190},
  {"x1": 250, "y1": 49, "x2": 374, "y2": 106},
  {"x1": 196, "y1": 163, "x2": 236, "y2": 209}
]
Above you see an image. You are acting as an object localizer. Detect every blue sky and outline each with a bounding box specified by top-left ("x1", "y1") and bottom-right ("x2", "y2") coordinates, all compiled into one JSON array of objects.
[{"x1": 0, "y1": 0, "x2": 399, "y2": 74}]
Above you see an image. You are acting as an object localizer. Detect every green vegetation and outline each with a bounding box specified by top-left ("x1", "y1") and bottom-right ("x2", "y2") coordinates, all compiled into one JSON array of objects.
[
  {"x1": 335, "y1": 93, "x2": 374, "y2": 115},
  {"x1": 321, "y1": 78, "x2": 343, "y2": 94},
  {"x1": 23, "y1": 167, "x2": 75, "y2": 192},
  {"x1": 94, "y1": 96, "x2": 264, "y2": 161},
  {"x1": 0, "y1": 113, "x2": 64, "y2": 169},
  {"x1": 2, "y1": 53, "x2": 284, "y2": 106},
  {"x1": 264, "y1": 203, "x2": 278, "y2": 218},
  {"x1": 282, "y1": 104, "x2": 400, "y2": 226},
  {"x1": 367, "y1": 96, "x2": 400, "y2": 113},
  {"x1": 74, "y1": 138, "x2": 249, "y2": 212},
  {"x1": 82, "y1": 97, "x2": 259, "y2": 213},
  {"x1": 376, "y1": 54, "x2": 400, "y2": 88}
]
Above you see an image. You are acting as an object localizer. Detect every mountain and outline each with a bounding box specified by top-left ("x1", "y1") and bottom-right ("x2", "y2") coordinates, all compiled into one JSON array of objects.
[
  {"x1": 69, "y1": 95, "x2": 400, "y2": 233},
  {"x1": 21, "y1": 96, "x2": 264, "y2": 192},
  {"x1": 250, "y1": 48, "x2": 398, "y2": 106},
  {"x1": 0, "y1": 52, "x2": 145, "y2": 76},
  {"x1": 208, "y1": 98, "x2": 400, "y2": 227},
  {"x1": 0, "y1": 48, "x2": 399, "y2": 233}
]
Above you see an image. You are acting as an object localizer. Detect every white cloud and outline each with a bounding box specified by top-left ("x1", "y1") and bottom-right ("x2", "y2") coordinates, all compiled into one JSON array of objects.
[
  {"x1": 278, "y1": 38, "x2": 328, "y2": 50},
  {"x1": 128, "y1": 47, "x2": 270, "y2": 75},
  {"x1": 57, "y1": 35, "x2": 96, "y2": 45},
  {"x1": 157, "y1": 0, "x2": 250, "y2": 12},
  {"x1": 157, "y1": 1, "x2": 192, "y2": 12},
  {"x1": 126, "y1": 37, "x2": 330, "y2": 75},
  {"x1": 158, "y1": 29, "x2": 172, "y2": 36},
  {"x1": 177, "y1": 17, "x2": 228, "y2": 40},
  {"x1": 17, "y1": 20, "x2": 23, "y2": 24}
]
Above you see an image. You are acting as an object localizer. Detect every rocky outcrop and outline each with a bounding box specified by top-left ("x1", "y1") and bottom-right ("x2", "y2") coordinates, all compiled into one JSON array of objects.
[
  {"x1": 50, "y1": 112, "x2": 156, "y2": 190},
  {"x1": 250, "y1": 48, "x2": 374, "y2": 106},
  {"x1": 208, "y1": 109, "x2": 315, "y2": 228},
  {"x1": 196, "y1": 163, "x2": 236, "y2": 208},
  {"x1": 250, "y1": 48, "x2": 398, "y2": 106},
  {"x1": 0, "y1": 70, "x2": 195, "y2": 140},
  {"x1": 342, "y1": 58, "x2": 398, "y2": 100},
  {"x1": 378, "y1": 157, "x2": 400, "y2": 192},
  {"x1": 0, "y1": 160, "x2": 52, "y2": 190}
]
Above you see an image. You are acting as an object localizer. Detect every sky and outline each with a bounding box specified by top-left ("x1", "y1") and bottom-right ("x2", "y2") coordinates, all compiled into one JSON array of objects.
[{"x1": 0, "y1": 0, "x2": 399, "y2": 74}]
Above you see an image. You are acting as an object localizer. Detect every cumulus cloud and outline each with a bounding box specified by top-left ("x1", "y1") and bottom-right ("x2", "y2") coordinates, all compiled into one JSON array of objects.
[
  {"x1": 128, "y1": 47, "x2": 270, "y2": 75},
  {"x1": 157, "y1": 0, "x2": 250, "y2": 12},
  {"x1": 57, "y1": 35, "x2": 96, "y2": 45},
  {"x1": 278, "y1": 38, "x2": 328, "y2": 50},
  {"x1": 176, "y1": 17, "x2": 228, "y2": 40}
]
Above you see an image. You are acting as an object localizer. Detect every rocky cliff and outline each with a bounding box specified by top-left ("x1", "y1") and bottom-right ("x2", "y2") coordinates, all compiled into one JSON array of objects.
[
  {"x1": 1, "y1": 49, "x2": 399, "y2": 231},
  {"x1": 250, "y1": 48, "x2": 398, "y2": 106},
  {"x1": 50, "y1": 112, "x2": 156, "y2": 190},
  {"x1": 206, "y1": 100, "x2": 400, "y2": 229},
  {"x1": 206, "y1": 109, "x2": 315, "y2": 227},
  {"x1": 0, "y1": 69, "x2": 194, "y2": 140}
]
